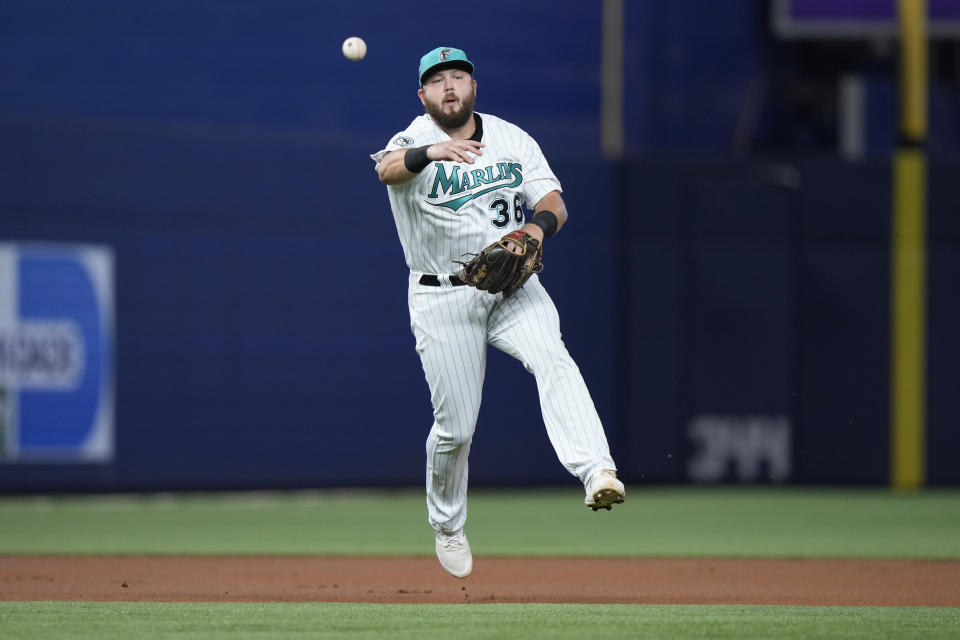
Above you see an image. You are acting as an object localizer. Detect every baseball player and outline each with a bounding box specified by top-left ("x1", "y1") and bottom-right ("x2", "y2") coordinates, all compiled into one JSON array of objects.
[{"x1": 371, "y1": 47, "x2": 624, "y2": 579}]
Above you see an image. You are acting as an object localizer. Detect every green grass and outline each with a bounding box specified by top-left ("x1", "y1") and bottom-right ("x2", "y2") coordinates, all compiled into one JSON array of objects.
[
  {"x1": 0, "y1": 487, "x2": 958, "y2": 558},
  {"x1": 2, "y1": 489, "x2": 957, "y2": 639},
  {"x1": 1, "y1": 602, "x2": 958, "y2": 640}
]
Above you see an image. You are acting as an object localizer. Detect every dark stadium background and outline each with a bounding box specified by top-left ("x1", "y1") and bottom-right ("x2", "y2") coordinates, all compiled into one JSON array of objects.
[{"x1": 1, "y1": 1, "x2": 958, "y2": 491}]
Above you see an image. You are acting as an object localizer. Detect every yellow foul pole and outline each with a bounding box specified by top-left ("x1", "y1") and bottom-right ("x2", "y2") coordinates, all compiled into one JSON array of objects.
[{"x1": 891, "y1": 0, "x2": 927, "y2": 489}]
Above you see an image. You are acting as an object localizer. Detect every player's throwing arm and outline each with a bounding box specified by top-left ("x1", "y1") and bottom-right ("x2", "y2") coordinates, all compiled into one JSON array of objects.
[{"x1": 377, "y1": 140, "x2": 485, "y2": 185}]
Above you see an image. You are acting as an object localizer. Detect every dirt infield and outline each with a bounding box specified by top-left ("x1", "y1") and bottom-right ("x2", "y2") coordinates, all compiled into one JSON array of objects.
[{"x1": 2, "y1": 556, "x2": 958, "y2": 605}]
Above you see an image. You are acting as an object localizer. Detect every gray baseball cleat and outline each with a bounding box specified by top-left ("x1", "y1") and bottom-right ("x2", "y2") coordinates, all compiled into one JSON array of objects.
[
  {"x1": 584, "y1": 469, "x2": 625, "y2": 511},
  {"x1": 435, "y1": 529, "x2": 472, "y2": 578}
]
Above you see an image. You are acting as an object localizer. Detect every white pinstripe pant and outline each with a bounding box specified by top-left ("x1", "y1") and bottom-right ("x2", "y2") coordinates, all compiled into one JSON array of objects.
[{"x1": 408, "y1": 272, "x2": 617, "y2": 534}]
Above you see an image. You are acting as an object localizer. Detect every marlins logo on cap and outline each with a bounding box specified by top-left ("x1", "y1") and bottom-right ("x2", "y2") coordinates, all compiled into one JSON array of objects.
[{"x1": 418, "y1": 46, "x2": 474, "y2": 86}]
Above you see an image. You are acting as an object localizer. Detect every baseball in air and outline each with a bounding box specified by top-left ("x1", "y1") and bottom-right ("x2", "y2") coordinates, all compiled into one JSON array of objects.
[{"x1": 342, "y1": 37, "x2": 366, "y2": 61}]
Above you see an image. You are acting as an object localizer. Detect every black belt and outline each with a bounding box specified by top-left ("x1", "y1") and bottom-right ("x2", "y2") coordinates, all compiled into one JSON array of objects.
[{"x1": 419, "y1": 274, "x2": 465, "y2": 286}]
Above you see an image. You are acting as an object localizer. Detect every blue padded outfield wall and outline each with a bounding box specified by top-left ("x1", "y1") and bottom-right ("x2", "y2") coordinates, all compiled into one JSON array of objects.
[{"x1": 1, "y1": 1, "x2": 958, "y2": 491}]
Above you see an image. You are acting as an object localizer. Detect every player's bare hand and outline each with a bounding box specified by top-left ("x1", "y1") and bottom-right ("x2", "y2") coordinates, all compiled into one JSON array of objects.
[{"x1": 427, "y1": 140, "x2": 484, "y2": 164}]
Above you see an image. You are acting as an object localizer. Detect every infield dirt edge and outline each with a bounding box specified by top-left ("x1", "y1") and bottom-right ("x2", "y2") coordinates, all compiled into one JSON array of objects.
[{"x1": 1, "y1": 556, "x2": 957, "y2": 606}]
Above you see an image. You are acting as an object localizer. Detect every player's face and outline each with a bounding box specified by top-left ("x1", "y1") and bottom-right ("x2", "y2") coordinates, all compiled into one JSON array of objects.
[{"x1": 419, "y1": 69, "x2": 477, "y2": 131}]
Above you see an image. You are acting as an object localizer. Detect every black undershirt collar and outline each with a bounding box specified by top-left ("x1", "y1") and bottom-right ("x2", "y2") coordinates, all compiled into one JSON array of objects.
[{"x1": 469, "y1": 113, "x2": 483, "y2": 142}]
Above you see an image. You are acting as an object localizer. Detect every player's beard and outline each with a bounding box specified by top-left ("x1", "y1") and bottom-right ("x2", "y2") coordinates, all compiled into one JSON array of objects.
[{"x1": 424, "y1": 89, "x2": 476, "y2": 131}]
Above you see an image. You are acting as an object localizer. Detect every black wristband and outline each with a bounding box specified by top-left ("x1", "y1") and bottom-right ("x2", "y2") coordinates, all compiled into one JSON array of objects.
[
  {"x1": 530, "y1": 210, "x2": 559, "y2": 237},
  {"x1": 403, "y1": 145, "x2": 431, "y2": 174}
]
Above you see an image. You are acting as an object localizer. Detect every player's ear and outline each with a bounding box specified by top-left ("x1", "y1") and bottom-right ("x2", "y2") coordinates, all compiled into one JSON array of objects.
[{"x1": 417, "y1": 88, "x2": 425, "y2": 105}]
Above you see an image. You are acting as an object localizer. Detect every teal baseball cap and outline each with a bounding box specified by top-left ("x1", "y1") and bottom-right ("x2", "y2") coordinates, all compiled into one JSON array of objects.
[{"x1": 418, "y1": 47, "x2": 474, "y2": 86}]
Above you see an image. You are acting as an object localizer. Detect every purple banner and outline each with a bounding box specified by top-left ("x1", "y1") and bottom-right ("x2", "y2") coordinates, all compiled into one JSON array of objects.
[
  {"x1": 775, "y1": 0, "x2": 960, "y2": 37},
  {"x1": 789, "y1": 0, "x2": 960, "y2": 20}
]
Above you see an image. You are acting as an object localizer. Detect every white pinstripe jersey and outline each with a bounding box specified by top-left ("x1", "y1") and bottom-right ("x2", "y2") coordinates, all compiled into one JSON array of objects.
[{"x1": 371, "y1": 112, "x2": 561, "y2": 275}]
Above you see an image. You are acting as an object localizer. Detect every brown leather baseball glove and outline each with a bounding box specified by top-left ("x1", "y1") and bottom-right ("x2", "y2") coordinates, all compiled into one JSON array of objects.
[{"x1": 457, "y1": 230, "x2": 543, "y2": 297}]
